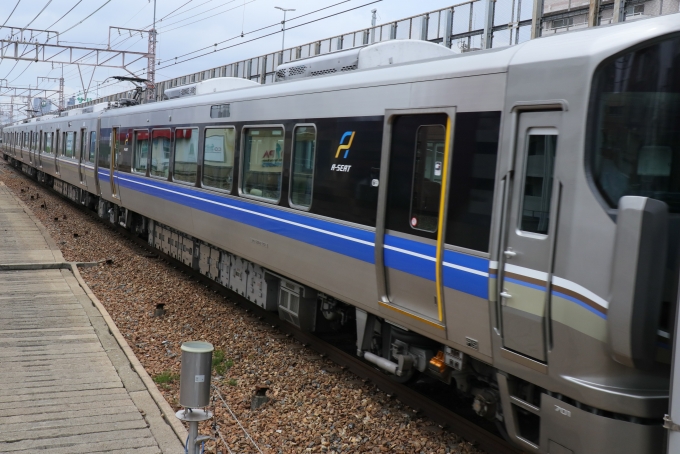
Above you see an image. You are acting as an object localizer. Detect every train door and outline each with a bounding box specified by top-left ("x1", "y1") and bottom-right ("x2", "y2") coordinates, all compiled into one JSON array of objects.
[
  {"x1": 54, "y1": 129, "x2": 61, "y2": 175},
  {"x1": 375, "y1": 108, "x2": 456, "y2": 335},
  {"x1": 499, "y1": 111, "x2": 562, "y2": 362},
  {"x1": 111, "y1": 127, "x2": 119, "y2": 198},
  {"x1": 78, "y1": 128, "x2": 87, "y2": 186},
  {"x1": 28, "y1": 131, "x2": 34, "y2": 165}
]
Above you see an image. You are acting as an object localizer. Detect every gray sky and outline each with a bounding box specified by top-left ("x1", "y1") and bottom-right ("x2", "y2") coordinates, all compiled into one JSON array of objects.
[{"x1": 0, "y1": 0, "x2": 472, "y2": 106}]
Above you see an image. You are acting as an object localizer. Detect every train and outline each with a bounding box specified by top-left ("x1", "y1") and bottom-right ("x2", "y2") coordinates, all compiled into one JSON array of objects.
[{"x1": 2, "y1": 14, "x2": 679, "y2": 453}]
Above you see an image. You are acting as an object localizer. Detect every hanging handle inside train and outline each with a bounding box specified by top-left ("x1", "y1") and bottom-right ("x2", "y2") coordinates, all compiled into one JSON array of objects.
[{"x1": 608, "y1": 196, "x2": 668, "y2": 370}]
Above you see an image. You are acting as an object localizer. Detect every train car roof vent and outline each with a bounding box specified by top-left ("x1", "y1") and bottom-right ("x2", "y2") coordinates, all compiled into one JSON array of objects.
[
  {"x1": 67, "y1": 108, "x2": 84, "y2": 116},
  {"x1": 82, "y1": 106, "x2": 94, "y2": 114},
  {"x1": 164, "y1": 77, "x2": 259, "y2": 100},
  {"x1": 275, "y1": 39, "x2": 455, "y2": 82},
  {"x1": 91, "y1": 102, "x2": 112, "y2": 113}
]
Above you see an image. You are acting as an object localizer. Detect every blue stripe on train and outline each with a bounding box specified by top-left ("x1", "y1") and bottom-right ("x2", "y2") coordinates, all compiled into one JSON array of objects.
[{"x1": 111, "y1": 171, "x2": 489, "y2": 298}]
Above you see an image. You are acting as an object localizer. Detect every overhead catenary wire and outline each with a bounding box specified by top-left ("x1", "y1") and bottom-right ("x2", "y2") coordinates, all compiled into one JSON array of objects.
[
  {"x1": 40, "y1": 0, "x2": 84, "y2": 36},
  {"x1": 63, "y1": 0, "x2": 380, "y2": 101},
  {"x1": 1, "y1": 0, "x2": 22, "y2": 28},
  {"x1": 60, "y1": 0, "x2": 113, "y2": 36},
  {"x1": 161, "y1": 0, "x2": 354, "y2": 63},
  {"x1": 159, "y1": 1, "x2": 254, "y2": 34},
  {"x1": 10, "y1": 0, "x2": 54, "y2": 38},
  {"x1": 156, "y1": 0, "x2": 241, "y2": 30},
  {"x1": 157, "y1": 0, "x2": 383, "y2": 70}
]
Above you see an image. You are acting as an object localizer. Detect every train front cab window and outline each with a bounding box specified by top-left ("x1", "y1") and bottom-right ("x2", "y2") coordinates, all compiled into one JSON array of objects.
[
  {"x1": 588, "y1": 33, "x2": 680, "y2": 339},
  {"x1": 289, "y1": 125, "x2": 316, "y2": 210},
  {"x1": 173, "y1": 128, "x2": 198, "y2": 184},
  {"x1": 151, "y1": 129, "x2": 171, "y2": 179},
  {"x1": 589, "y1": 34, "x2": 680, "y2": 211},
  {"x1": 240, "y1": 126, "x2": 284, "y2": 202},
  {"x1": 203, "y1": 127, "x2": 235, "y2": 192}
]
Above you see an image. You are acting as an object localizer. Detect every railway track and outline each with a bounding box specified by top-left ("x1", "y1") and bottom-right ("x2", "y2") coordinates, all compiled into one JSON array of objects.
[{"x1": 4, "y1": 160, "x2": 524, "y2": 454}]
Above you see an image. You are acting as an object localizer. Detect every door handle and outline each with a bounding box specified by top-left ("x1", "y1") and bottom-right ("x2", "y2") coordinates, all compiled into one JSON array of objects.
[
  {"x1": 503, "y1": 250, "x2": 517, "y2": 258},
  {"x1": 500, "y1": 291, "x2": 512, "y2": 299}
]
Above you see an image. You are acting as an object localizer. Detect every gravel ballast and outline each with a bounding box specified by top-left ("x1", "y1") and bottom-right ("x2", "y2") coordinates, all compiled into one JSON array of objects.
[{"x1": 0, "y1": 160, "x2": 487, "y2": 454}]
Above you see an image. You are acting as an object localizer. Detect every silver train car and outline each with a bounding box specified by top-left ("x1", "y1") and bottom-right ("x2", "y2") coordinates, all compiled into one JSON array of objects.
[{"x1": 3, "y1": 15, "x2": 679, "y2": 453}]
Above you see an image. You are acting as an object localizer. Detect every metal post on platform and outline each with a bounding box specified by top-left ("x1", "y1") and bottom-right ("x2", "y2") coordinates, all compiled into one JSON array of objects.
[{"x1": 176, "y1": 341, "x2": 214, "y2": 454}]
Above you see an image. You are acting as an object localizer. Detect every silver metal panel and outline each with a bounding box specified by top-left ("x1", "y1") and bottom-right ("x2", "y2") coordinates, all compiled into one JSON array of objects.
[
  {"x1": 499, "y1": 111, "x2": 563, "y2": 363},
  {"x1": 444, "y1": 288, "x2": 493, "y2": 358}
]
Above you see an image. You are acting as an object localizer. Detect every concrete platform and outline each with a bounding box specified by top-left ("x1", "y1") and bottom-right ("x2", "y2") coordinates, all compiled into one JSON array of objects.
[{"x1": 0, "y1": 183, "x2": 185, "y2": 454}]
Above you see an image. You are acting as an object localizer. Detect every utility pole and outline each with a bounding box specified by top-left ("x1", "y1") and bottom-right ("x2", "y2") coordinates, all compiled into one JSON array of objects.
[
  {"x1": 371, "y1": 9, "x2": 377, "y2": 43},
  {"x1": 37, "y1": 76, "x2": 62, "y2": 114},
  {"x1": 26, "y1": 85, "x2": 32, "y2": 118},
  {"x1": 59, "y1": 64, "x2": 64, "y2": 111},
  {"x1": 275, "y1": 6, "x2": 295, "y2": 62},
  {"x1": 147, "y1": 0, "x2": 157, "y2": 102}
]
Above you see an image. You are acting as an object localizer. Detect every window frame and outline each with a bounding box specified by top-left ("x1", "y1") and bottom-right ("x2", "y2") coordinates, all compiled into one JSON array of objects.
[
  {"x1": 132, "y1": 129, "x2": 150, "y2": 176},
  {"x1": 201, "y1": 125, "x2": 236, "y2": 194},
  {"x1": 288, "y1": 123, "x2": 317, "y2": 212},
  {"x1": 44, "y1": 132, "x2": 53, "y2": 154},
  {"x1": 88, "y1": 131, "x2": 97, "y2": 163},
  {"x1": 408, "y1": 123, "x2": 447, "y2": 234},
  {"x1": 238, "y1": 124, "x2": 286, "y2": 204},
  {"x1": 517, "y1": 127, "x2": 558, "y2": 238},
  {"x1": 149, "y1": 128, "x2": 172, "y2": 180},
  {"x1": 172, "y1": 127, "x2": 200, "y2": 185}
]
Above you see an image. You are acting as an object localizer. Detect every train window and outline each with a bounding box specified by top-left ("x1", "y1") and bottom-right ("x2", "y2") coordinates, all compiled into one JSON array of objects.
[
  {"x1": 173, "y1": 128, "x2": 198, "y2": 184},
  {"x1": 45, "y1": 133, "x2": 52, "y2": 154},
  {"x1": 210, "y1": 104, "x2": 230, "y2": 118},
  {"x1": 241, "y1": 126, "x2": 284, "y2": 202},
  {"x1": 151, "y1": 129, "x2": 171, "y2": 178},
  {"x1": 133, "y1": 130, "x2": 149, "y2": 174},
  {"x1": 409, "y1": 125, "x2": 445, "y2": 232},
  {"x1": 79, "y1": 129, "x2": 86, "y2": 162},
  {"x1": 89, "y1": 131, "x2": 96, "y2": 163},
  {"x1": 589, "y1": 34, "x2": 680, "y2": 212},
  {"x1": 445, "y1": 111, "x2": 501, "y2": 252},
  {"x1": 203, "y1": 127, "x2": 235, "y2": 192},
  {"x1": 289, "y1": 125, "x2": 316, "y2": 210},
  {"x1": 520, "y1": 130, "x2": 557, "y2": 235},
  {"x1": 64, "y1": 132, "x2": 75, "y2": 158}
]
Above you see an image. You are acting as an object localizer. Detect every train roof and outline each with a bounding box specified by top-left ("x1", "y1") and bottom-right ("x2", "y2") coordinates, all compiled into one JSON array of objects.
[{"x1": 5, "y1": 14, "x2": 679, "y2": 130}]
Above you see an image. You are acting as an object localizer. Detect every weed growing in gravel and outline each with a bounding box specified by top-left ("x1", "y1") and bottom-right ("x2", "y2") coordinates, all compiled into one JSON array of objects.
[
  {"x1": 153, "y1": 371, "x2": 179, "y2": 389},
  {"x1": 212, "y1": 349, "x2": 234, "y2": 376},
  {"x1": 227, "y1": 379, "x2": 237, "y2": 386}
]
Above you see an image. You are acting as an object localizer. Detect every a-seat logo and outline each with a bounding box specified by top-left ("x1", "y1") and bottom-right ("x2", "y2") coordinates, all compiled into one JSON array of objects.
[{"x1": 335, "y1": 131, "x2": 356, "y2": 158}]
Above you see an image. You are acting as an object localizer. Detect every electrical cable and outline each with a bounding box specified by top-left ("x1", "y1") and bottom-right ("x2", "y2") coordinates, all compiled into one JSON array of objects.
[
  {"x1": 156, "y1": 0, "x2": 240, "y2": 30},
  {"x1": 157, "y1": 0, "x2": 196, "y2": 23},
  {"x1": 60, "y1": 0, "x2": 113, "y2": 36},
  {"x1": 162, "y1": 0, "x2": 353, "y2": 62},
  {"x1": 1, "y1": 0, "x2": 22, "y2": 28},
  {"x1": 157, "y1": 0, "x2": 382, "y2": 70},
  {"x1": 211, "y1": 385, "x2": 263, "y2": 454},
  {"x1": 11, "y1": 0, "x2": 54, "y2": 37},
  {"x1": 159, "y1": 1, "x2": 254, "y2": 34},
  {"x1": 65, "y1": 0, "x2": 378, "y2": 99},
  {"x1": 41, "y1": 0, "x2": 84, "y2": 34}
]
